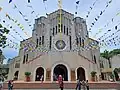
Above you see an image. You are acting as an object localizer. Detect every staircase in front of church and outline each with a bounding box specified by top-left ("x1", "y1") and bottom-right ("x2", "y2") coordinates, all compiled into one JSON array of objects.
[{"x1": 3, "y1": 81, "x2": 120, "y2": 90}]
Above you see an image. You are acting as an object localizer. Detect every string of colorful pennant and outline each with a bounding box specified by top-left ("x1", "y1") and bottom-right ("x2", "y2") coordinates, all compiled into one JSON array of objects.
[
  {"x1": 89, "y1": 0, "x2": 112, "y2": 31},
  {"x1": 93, "y1": 10, "x2": 120, "y2": 38},
  {"x1": 86, "y1": 0, "x2": 99, "y2": 18}
]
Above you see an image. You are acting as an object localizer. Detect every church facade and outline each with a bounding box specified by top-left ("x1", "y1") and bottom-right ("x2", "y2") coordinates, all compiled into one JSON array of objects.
[{"x1": 8, "y1": 9, "x2": 101, "y2": 82}]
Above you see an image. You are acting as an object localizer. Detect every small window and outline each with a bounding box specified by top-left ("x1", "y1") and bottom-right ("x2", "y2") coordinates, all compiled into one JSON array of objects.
[
  {"x1": 94, "y1": 55, "x2": 96, "y2": 63},
  {"x1": 15, "y1": 63, "x2": 20, "y2": 68},
  {"x1": 76, "y1": 37, "x2": 79, "y2": 45},
  {"x1": 26, "y1": 54, "x2": 28, "y2": 63},
  {"x1": 42, "y1": 36, "x2": 44, "y2": 45},
  {"x1": 69, "y1": 36, "x2": 72, "y2": 50},
  {"x1": 66, "y1": 28, "x2": 68, "y2": 35},
  {"x1": 64, "y1": 26, "x2": 65, "y2": 34},
  {"x1": 79, "y1": 37, "x2": 81, "y2": 46},
  {"x1": 82, "y1": 39, "x2": 84, "y2": 47},
  {"x1": 61, "y1": 24, "x2": 63, "y2": 32},
  {"x1": 49, "y1": 36, "x2": 52, "y2": 50},
  {"x1": 23, "y1": 55, "x2": 26, "y2": 64},
  {"x1": 39, "y1": 37, "x2": 41, "y2": 45},
  {"x1": 58, "y1": 24, "x2": 60, "y2": 32},
  {"x1": 36, "y1": 38, "x2": 39, "y2": 47},
  {"x1": 53, "y1": 28, "x2": 55, "y2": 35},
  {"x1": 56, "y1": 26, "x2": 57, "y2": 34}
]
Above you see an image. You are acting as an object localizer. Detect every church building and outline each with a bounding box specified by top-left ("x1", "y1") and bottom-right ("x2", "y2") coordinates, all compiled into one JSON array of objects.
[{"x1": 8, "y1": 9, "x2": 100, "y2": 82}]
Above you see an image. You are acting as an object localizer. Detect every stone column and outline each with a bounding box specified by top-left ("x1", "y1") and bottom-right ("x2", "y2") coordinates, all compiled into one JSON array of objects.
[{"x1": 46, "y1": 68, "x2": 51, "y2": 81}]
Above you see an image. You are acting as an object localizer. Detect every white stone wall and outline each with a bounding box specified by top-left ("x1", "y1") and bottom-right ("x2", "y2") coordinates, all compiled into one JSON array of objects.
[{"x1": 111, "y1": 54, "x2": 120, "y2": 70}]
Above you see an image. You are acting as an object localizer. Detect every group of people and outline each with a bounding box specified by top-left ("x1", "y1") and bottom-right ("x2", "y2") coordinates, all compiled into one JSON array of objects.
[
  {"x1": 0, "y1": 79, "x2": 13, "y2": 90},
  {"x1": 76, "y1": 79, "x2": 89, "y2": 90},
  {"x1": 57, "y1": 75, "x2": 89, "y2": 90}
]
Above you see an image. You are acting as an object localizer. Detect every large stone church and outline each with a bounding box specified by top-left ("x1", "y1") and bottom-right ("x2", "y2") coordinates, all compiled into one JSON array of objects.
[{"x1": 8, "y1": 9, "x2": 100, "y2": 82}]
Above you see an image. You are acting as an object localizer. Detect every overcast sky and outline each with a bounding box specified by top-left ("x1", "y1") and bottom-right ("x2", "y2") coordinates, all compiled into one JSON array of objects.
[{"x1": 0, "y1": 0, "x2": 120, "y2": 63}]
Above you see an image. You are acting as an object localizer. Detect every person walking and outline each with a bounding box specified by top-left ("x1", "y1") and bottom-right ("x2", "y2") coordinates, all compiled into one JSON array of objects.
[
  {"x1": 58, "y1": 75, "x2": 64, "y2": 90},
  {"x1": 86, "y1": 80, "x2": 89, "y2": 90},
  {"x1": 81, "y1": 80, "x2": 86, "y2": 90},
  {"x1": 8, "y1": 80, "x2": 13, "y2": 90},
  {"x1": 76, "y1": 79, "x2": 81, "y2": 90},
  {"x1": 0, "y1": 79, "x2": 3, "y2": 90}
]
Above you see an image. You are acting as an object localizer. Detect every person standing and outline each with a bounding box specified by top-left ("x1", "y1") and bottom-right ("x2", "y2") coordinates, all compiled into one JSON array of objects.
[
  {"x1": 81, "y1": 80, "x2": 86, "y2": 90},
  {"x1": 58, "y1": 75, "x2": 64, "y2": 90},
  {"x1": 0, "y1": 79, "x2": 3, "y2": 90},
  {"x1": 40, "y1": 75, "x2": 44, "y2": 83},
  {"x1": 76, "y1": 79, "x2": 81, "y2": 90},
  {"x1": 86, "y1": 80, "x2": 89, "y2": 90},
  {"x1": 8, "y1": 80, "x2": 13, "y2": 90}
]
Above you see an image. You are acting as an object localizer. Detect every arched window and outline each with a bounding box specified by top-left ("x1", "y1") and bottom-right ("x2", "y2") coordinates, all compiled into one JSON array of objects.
[
  {"x1": 77, "y1": 67, "x2": 86, "y2": 81},
  {"x1": 14, "y1": 71, "x2": 19, "y2": 80},
  {"x1": 35, "y1": 67, "x2": 44, "y2": 81}
]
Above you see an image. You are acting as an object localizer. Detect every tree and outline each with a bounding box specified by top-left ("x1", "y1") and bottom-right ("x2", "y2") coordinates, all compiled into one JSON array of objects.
[
  {"x1": 0, "y1": 24, "x2": 10, "y2": 48},
  {"x1": 109, "y1": 49, "x2": 120, "y2": 58}
]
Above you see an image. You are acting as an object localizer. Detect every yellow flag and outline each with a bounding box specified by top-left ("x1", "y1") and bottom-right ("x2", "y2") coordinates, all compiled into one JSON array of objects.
[
  {"x1": 0, "y1": 7, "x2": 2, "y2": 11},
  {"x1": 116, "y1": 12, "x2": 120, "y2": 16}
]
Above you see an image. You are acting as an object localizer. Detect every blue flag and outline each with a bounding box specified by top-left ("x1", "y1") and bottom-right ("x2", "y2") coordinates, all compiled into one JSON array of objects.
[
  {"x1": 28, "y1": 0, "x2": 30, "y2": 3},
  {"x1": 9, "y1": 0, "x2": 12, "y2": 3}
]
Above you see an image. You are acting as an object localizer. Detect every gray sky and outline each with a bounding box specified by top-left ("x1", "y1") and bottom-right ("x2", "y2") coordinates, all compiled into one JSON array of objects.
[{"x1": 0, "y1": 0, "x2": 120, "y2": 63}]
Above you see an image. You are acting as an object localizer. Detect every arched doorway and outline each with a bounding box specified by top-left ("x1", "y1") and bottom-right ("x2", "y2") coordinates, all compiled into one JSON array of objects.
[
  {"x1": 77, "y1": 67, "x2": 86, "y2": 81},
  {"x1": 53, "y1": 64, "x2": 68, "y2": 81},
  {"x1": 14, "y1": 71, "x2": 19, "y2": 80},
  {"x1": 35, "y1": 67, "x2": 44, "y2": 81}
]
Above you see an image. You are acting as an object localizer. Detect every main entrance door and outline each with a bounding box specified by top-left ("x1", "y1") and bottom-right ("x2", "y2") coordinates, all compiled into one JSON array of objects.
[
  {"x1": 77, "y1": 67, "x2": 86, "y2": 81},
  {"x1": 53, "y1": 64, "x2": 68, "y2": 81}
]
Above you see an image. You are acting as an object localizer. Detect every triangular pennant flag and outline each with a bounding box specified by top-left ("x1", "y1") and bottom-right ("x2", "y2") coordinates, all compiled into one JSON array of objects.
[
  {"x1": 76, "y1": 1, "x2": 80, "y2": 4},
  {"x1": 95, "y1": 18, "x2": 98, "y2": 21},
  {"x1": 0, "y1": 7, "x2": 2, "y2": 11},
  {"x1": 90, "y1": 7, "x2": 92, "y2": 10},
  {"x1": 88, "y1": 11, "x2": 90, "y2": 14},
  {"x1": 6, "y1": 14, "x2": 11, "y2": 20},
  {"x1": 31, "y1": 11, "x2": 34, "y2": 14},
  {"x1": 115, "y1": 26, "x2": 117, "y2": 30},
  {"x1": 43, "y1": 0, "x2": 47, "y2": 2},
  {"x1": 92, "y1": 23, "x2": 94, "y2": 25},
  {"x1": 108, "y1": 29, "x2": 111, "y2": 31},
  {"x1": 108, "y1": 0, "x2": 112, "y2": 4},
  {"x1": 28, "y1": 0, "x2": 30, "y2": 3},
  {"x1": 116, "y1": 12, "x2": 120, "y2": 16},
  {"x1": 100, "y1": 11, "x2": 103, "y2": 15},
  {"x1": 86, "y1": 15, "x2": 88, "y2": 18},
  {"x1": 9, "y1": 0, "x2": 12, "y2": 3},
  {"x1": 112, "y1": 18, "x2": 114, "y2": 22}
]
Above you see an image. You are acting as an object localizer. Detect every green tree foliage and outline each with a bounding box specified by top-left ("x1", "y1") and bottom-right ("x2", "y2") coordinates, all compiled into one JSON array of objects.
[
  {"x1": 109, "y1": 49, "x2": 120, "y2": 58},
  {"x1": 100, "y1": 49, "x2": 120, "y2": 59},
  {"x1": 100, "y1": 50, "x2": 110, "y2": 59},
  {"x1": 0, "y1": 24, "x2": 10, "y2": 48}
]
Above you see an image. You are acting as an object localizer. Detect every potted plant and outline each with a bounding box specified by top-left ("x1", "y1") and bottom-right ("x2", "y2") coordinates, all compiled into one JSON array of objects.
[
  {"x1": 25, "y1": 72, "x2": 31, "y2": 82},
  {"x1": 91, "y1": 71, "x2": 97, "y2": 81}
]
